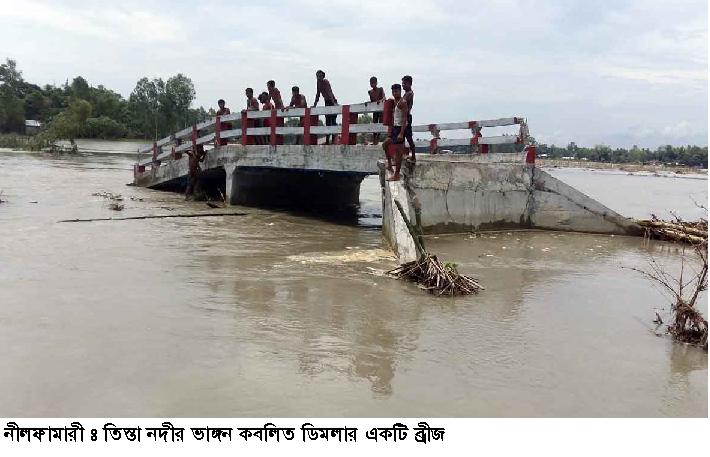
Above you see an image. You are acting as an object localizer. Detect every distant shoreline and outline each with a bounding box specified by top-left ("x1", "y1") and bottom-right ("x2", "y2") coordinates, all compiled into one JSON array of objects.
[{"x1": 538, "y1": 158, "x2": 707, "y2": 176}]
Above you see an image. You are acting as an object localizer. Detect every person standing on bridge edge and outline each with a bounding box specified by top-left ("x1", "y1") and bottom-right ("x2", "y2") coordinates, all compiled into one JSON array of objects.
[
  {"x1": 382, "y1": 83, "x2": 408, "y2": 182},
  {"x1": 368, "y1": 76, "x2": 386, "y2": 145},
  {"x1": 402, "y1": 75, "x2": 416, "y2": 161},
  {"x1": 267, "y1": 80, "x2": 284, "y2": 110},
  {"x1": 216, "y1": 99, "x2": 231, "y2": 145},
  {"x1": 313, "y1": 70, "x2": 338, "y2": 145}
]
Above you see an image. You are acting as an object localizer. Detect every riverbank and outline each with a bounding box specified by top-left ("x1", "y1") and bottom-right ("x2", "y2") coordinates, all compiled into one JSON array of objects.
[
  {"x1": 0, "y1": 133, "x2": 149, "y2": 152},
  {"x1": 539, "y1": 158, "x2": 707, "y2": 176}
]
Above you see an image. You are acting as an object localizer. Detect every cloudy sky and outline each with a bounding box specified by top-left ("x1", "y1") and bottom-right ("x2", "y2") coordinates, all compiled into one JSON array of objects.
[{"x1": 1, "y1": 0, "x2": 707, "y2": 147}]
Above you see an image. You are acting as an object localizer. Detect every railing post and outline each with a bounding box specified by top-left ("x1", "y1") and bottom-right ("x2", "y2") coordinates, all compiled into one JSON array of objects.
[
  {"x1": 339, "y1": 104, "x2": 358, "y2": 145},
  {"x1": 303, "y1": 108, "x2": 317, "y2": 145},
  {"x1": 383, "y1": 99, "x2": 394, "y2": 136},
  {"x1": 191, "y1": 124, "x2": 197, "y2": 150},
  {"x1": 215, "y1": 115, "x2": 221, "y2": 147},
  {"x1": 269, "y1": 109, "x2": 283, "y2": 145},
  {"x1": 241, "y1": 111, "x2": 252, "y2": 146},
  {"x1": 525, "y1": 145, "x2": 536, "y2": 164},
  {"x1": 152, "y1": 142, "x2": 158, "y2": 161},
  {"x1": 469, "y1": 121, "x2": 485, "y2": 154}
]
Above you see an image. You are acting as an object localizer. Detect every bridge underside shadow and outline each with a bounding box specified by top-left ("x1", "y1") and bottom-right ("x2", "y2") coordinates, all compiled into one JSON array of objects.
[{"x1": 225, "y1": 167, "x2": 368, "y2": 210}]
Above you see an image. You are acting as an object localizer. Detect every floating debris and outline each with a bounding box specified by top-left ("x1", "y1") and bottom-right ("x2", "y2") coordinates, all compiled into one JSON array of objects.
[
  {"x1": 387, "y1": 255, "x2": 483, "y2": 296},
  {"x1": 57, "y1": 212, "x2": 248, "y2": 223},
  {"x1": 388, "y1": 200, "x2": 483, "y2": 296},
  {"x1": 636, "y1": 216, "x2": 707, "y2": 245},
  {"x1": 108, "y1": 202, "x2": 124, "y2": 211},
  {"x1": 92, "y1": 191, "x2": 123, "y2": 201}
]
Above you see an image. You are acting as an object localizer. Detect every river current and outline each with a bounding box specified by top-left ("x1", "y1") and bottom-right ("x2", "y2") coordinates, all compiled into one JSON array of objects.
[{"x1": 0, "y1": 140, "x2": 707, "y2": 417}]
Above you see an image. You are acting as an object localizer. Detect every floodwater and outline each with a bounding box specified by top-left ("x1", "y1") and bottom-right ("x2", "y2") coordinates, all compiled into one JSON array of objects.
[{"x1": 0, "y1": 142, "x2": 707, "y2": 417}]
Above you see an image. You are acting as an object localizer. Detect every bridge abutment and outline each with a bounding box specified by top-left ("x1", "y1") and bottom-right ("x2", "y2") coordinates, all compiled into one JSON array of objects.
[{"x1": 380, "y1": 155, "x2": 643, "y2": 262}]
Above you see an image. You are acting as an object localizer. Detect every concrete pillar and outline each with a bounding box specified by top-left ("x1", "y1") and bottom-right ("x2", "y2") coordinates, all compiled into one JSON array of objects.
[{"x1": 224, "y1": 164, "x2": 237, "y2": 205}]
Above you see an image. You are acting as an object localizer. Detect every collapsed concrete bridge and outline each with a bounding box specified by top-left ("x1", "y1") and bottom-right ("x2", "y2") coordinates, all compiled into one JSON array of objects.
[{"x1": 132, "y1": 101, "x2": 642, "y2": 261}]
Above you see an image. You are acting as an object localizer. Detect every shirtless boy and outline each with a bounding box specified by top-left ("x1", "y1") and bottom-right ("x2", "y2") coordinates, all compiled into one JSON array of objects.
[
  {"x1": 368, "y1": 76, "x2": 386, "y2": 144},
  {"x1": 245, "y1": 88, "x2": 259, "y2": 111},
  {"x1": 401, "y1": 75, "x2": 416, "y2": 161},
  {"x1": 216, "y1": 99, "x2": 231, "y2": 145},
  {"x1": 257, "y1": 92, "x2": 273, "y2": 145},
  {"x1": 381, "y1": 83, "x2": 409, "y2": 181},
  {"x1": 289, "y1": 86, "x2": 307, "y2": 108},
  {"x1": 267, "y1": 80, "x2": 284, "y2": 110}
]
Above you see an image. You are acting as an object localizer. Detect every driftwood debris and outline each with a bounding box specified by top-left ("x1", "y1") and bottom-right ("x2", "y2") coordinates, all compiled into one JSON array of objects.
[
  {"x1": 388, "y1": 255, "x2": 483, "y2": 296},
  {"x1": 636, "y1": 216, "x2": 707, "y2": 245},
  {"x1": 387, "y1": 199, "x2": 483, "y2": 296},
  {"x1": 58, "y1": 212, "x2": 247, "y2": 223},
  {"x1": 632, "y1": 210, "x2": 708, "y2": 349}
]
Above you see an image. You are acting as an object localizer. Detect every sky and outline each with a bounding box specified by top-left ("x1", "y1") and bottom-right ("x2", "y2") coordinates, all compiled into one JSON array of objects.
[{"x1": 0, "y1": 0, "x2": 707, "y2": 147}]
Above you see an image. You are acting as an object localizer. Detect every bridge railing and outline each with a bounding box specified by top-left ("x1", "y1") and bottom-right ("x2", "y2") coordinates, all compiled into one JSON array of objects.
[{"x1": 134, "y1": 101, "x2": 532, "y2": 172}]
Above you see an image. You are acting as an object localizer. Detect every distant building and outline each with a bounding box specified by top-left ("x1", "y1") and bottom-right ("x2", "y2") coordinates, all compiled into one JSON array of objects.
[{"x1": 25, "y1": 120, "x2": 42, "y2": 135}]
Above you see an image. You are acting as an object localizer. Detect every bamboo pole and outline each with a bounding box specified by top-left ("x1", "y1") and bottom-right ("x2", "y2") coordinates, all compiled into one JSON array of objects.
[{"x1": 58, "y1": 212, "x2": 247, "y2": 223}]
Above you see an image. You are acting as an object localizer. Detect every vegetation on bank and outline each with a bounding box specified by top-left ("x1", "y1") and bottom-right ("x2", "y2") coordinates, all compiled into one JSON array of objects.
[
  {"x1": 0, "y1": 58, "x2": 209, "y2": 146},
  {"x1": 441, "y1": 140, "x2": 707, "y2": 169}
]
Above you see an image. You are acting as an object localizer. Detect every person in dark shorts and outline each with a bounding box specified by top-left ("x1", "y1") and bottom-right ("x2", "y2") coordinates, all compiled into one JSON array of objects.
[
  {"x1": 216, "y1": 99, "x2": 231, "y2": 145},
  {"x1": 402, "y1": 75, "x2": 416, "y2": 161},
  {"x1": 381, "y1": 83, "x2": 408, "y2": 181},
  {"x1": 368, "y1": 76, "x2": 386, "y2": 144},
  {"x1": 313, "y1": 70, "x2": 338, "y2": 144}
]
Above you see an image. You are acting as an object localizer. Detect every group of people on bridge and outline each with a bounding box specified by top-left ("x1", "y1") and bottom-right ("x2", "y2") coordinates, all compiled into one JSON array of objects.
[{"x1": 208, "y1": 71, "x2": 416, "y2": 181}]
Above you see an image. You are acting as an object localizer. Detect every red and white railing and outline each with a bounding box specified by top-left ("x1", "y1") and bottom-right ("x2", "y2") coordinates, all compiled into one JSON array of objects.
[{"x1": 134, "y1": 101, "x2": 532, "y2": 173}]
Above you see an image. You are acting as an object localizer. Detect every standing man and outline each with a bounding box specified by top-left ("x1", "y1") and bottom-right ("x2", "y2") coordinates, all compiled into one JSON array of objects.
[
  {"x1": 368, "y1": 76, "x2": 386, "y2": 144},
  {"x1": 402, "y1": 75, "x2": 416, "y2": 161},
  {"x1": 381, "y1": 83, "x2": 408, "y2": 181},
  {"x1": 267, "y1": 80, "x2": 284, "y2": 109},
  {"x1": 216, "y1": 99, "x2": 231, "y2": 145},
  {"x1": 313, "y1": 70, "x2": 338, "y2": 145}
]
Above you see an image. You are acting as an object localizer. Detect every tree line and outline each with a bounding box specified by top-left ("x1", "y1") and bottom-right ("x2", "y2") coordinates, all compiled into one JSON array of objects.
[
  {"x1": 0, "y1": 58, "x2": 209, "y2": 142},
  {"x1": 532, "y1": 141, "x2": 707, "y2": 168}
]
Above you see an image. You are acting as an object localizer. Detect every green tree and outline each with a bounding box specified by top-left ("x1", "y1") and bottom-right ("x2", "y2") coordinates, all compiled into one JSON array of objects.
[
  {"x1": 0, "y1": 58, "x2": 26, "y2": 132},
  {"x1": 128, "y1": 77, "x2": 161, "y2": 139},
  {"x1": 37, "y1": 99, "x2": 92, "y2": 148},
  {"x1": 164, "y1": 73, "x2": 195, "y2": 131},
  {"x1": 70, "y1": 76, "x2": 91, "y2": 100}
]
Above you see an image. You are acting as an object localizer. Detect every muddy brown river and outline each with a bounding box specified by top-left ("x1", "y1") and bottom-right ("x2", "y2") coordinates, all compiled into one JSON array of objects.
[{"x1": 0, "y1": 142, "x2": 707, "y2": 417}]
